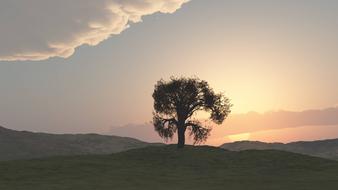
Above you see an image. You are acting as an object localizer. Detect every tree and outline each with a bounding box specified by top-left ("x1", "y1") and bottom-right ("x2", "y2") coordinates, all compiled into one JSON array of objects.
[{"x1": 152, "y1": 76, "x2": 232, "y2": 148}]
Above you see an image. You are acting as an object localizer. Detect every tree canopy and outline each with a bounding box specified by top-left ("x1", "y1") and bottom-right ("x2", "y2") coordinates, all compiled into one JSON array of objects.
[{"x1": 152, "y1": 77, "x2": 232, "y2": 148}]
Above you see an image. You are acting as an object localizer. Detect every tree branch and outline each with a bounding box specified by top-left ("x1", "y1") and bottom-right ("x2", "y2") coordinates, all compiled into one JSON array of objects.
[
  {"x1": 153, "y1": 114, "x2": 178, "y2": 142},
  {"x1": 185, "y1": 121, "x2": 211, "y2": 145}
]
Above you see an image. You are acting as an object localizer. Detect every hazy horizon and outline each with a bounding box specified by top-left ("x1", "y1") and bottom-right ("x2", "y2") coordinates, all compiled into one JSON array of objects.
[{"x1": 1, "y1": 0, "x2": 338, "y2": 145}]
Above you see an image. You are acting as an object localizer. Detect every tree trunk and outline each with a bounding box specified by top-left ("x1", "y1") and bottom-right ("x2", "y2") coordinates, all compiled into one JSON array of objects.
[{"x1": 177, "y1": 126, "x2": 186, "y2": 149}]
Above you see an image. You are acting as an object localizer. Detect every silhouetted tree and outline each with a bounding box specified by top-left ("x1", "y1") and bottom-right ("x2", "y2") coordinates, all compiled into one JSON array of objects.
[{"x1": 152, "y1": 77, "x2": 232, "y2": 148}]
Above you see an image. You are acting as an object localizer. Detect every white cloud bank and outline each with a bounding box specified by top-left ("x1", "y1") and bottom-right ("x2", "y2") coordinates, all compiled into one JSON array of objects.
[{"x1": 0, "y1": 0, "x2": 189, "y2": 61}]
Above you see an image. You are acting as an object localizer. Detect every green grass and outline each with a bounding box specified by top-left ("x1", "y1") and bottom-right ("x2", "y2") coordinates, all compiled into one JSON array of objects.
[{"x1": 1, "y1": 145, "x2": 338, "y2": 190}]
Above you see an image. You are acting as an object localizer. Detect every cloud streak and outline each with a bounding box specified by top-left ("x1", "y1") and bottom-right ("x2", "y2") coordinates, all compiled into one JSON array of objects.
[
  {"x1": 212, "y1": 107, "x2": 338, "y2": 136},
  {"x1": 110, "y1": 107, "x2": 338, "y2": 144},
  {"x1": 0, "y1": 0, "x2": 189, "y2": 61}
]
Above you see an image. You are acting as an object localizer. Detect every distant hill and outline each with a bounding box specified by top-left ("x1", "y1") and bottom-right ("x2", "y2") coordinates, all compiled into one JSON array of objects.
[
  {"x1": 1, "y1": 145, "x2": 338, "y2": 190},
  {"x1": 0, "y1": 126, "x2": 160, "y2": 161},
  {"x1": 221, "y1": 139, "x2": 338, "y2": 160}
]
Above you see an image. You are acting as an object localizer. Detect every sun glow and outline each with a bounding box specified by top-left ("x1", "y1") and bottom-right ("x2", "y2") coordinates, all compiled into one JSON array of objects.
[{"x1": 228, "y1": 133, "x2": 251, "y2": 142}]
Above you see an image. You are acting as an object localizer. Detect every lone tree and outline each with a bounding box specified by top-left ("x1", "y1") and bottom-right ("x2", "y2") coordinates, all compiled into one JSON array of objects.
[{"x1": 152, "y1": 77, "x2": 232, "y2": 148}]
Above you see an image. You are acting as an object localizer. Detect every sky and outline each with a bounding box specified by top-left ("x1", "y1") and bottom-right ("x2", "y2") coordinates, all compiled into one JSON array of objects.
[{"x1": 0, "y1": 0, "x2": 338, "y2": 145}]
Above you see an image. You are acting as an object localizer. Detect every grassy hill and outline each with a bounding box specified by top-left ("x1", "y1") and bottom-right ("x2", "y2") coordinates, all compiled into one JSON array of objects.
[
  {"x1": 1, "y1": 145, "x2": 338, "y2": 190},
  {"x1": 0, "y1": 126, "x2": 159, "y2": 161},
  {"x1": 220, "y1": 139, "x2": 338, "y2": 160}
]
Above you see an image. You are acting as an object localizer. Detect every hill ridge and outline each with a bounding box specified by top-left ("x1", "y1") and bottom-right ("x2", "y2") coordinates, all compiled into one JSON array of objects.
[
  {"x1": 221, "y1": 139, "x2": 338, "y2": 160},
  {"x1": 1, "y1": 145, "x2": 338, "y2": 190},
  {"x1": 0, "y1": 126, "x2": 160, "y2": 161}
]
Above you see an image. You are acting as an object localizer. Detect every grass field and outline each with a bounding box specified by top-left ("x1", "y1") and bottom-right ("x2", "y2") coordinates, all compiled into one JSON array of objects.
[{"x1": 1, "y1": 145, "x2": 338, "y2": 190}]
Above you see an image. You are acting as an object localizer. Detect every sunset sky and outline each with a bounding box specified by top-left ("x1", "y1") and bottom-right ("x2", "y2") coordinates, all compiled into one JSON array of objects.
[{"x1": 1, "y1": 0, "x2": 338, "y2": 145}]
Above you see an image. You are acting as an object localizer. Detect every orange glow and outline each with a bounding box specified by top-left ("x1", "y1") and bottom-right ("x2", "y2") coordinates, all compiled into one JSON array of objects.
[{"x1": 228, "y1": 133, "x2": 251, "y2": 142}]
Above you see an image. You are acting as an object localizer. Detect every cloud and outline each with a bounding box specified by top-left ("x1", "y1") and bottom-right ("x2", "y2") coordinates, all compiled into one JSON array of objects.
[
  {"x1": 213, "y1": 106, "x2": 338, "y2": 136},
  {"x1": 110, "y1": 107, "x2": 338, "y2": 144},
  {"x1": 0, "y1": 0, "x2": 189, "y2": 61}
]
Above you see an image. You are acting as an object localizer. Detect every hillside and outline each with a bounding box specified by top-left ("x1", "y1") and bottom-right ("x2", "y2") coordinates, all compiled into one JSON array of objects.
[
  {"x1": 1, "y1": 146, "x2": 338, "y2": 190},
  {"x1": 221, "y1": 139, "x2": 338, "y2": 160},
  {"x1": 0, "y1": 126, "x2": 159, "y2": 161}
]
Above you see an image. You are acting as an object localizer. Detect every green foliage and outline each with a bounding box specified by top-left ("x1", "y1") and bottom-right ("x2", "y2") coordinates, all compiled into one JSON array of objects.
[{"x1": 152, "y1": 77, "x2": 232, "y2": 145}]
